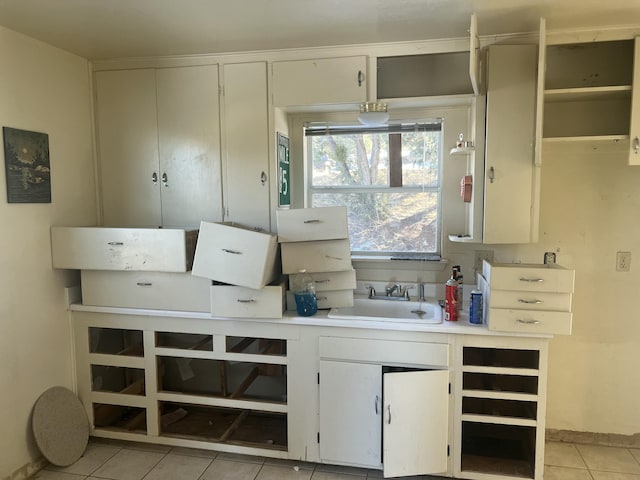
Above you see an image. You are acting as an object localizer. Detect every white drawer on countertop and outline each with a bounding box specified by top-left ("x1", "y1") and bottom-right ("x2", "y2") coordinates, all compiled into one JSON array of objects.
[
  {"x1": 488, "y1": 289, "x2": 572, "y2": 312},
  {"x1": 210, "y1": 282, "x2": 285, "y2": 319},
  {"x1": 192, "y1": 221, "x2": 279, "y2": 290},
  {"x1": 81, "y1": 270, "x2": 211, "y2": 312},
  {"x1": 289, "y1": 269, "x2": 356, "y2": 292},
  {"x1": 51, "y1": 227, "x2": 198, "y2": 272},
  {"x1": 482, "y1": 261, "x2": 575, "y2": 293},
  {"x1": 276, "y1": 206, "x2": 348, "y2": 242},
  {"x1": 488, "y1": 308, "x2": 572, "y2": 335},
  {"x1": 286, "y1": 289, "x2": 354, "y2": 311},
  {"x1": 281, "y1": 239, "x2": 352, "y2": 274}
]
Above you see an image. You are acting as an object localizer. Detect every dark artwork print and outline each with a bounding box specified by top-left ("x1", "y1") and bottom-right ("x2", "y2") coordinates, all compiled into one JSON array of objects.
[{"x1": 3, "y1": 127, "x2": 51, "y2": 203}]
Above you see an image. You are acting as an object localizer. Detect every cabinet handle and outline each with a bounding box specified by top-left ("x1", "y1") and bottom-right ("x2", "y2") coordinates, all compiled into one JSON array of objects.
[
  {"x1": 633, "y1": 136, "x2": 639, "y2": 154},
  {"x1": 387, "y1": 405, "x2": 391, "y2": 424},
  {"x1": 161, "y1": 172, "x2": 168, "y2": 187},
  {"x1": 357, "y1": 70, "x2": 364, "y2": 87},
  {"x1": 152, "y1": 172, "x2": 158, "y2": 184},
  {"x1": 325, "y1": 255, "x2": 344, "y2": 261},
  {"x1": 222, "y1": 248, "x2": 243, "y2": 255},
  {"x1": 237, "y1": 299, "x2": 256, "y2": 303},
  {"x1": 488, "y1": 166, "x2": 495, "y2": 183},
  {"x1": 107, "y1": 241, "x2": 124, "y2": 246},
  {"x1": 315, "y1": 279, "x2": 330, "y2": 284},
  {"x1": 519, "y1": 277, "x2": 544, "y2": 283},
  {"x1": 374, "y1": 395, "x2": 380, "y2": 414},
  {"x1": 136, "y1": 282, "x2": 153, "y2": 287},
  {"x1": 260, "y1": 171, "x2": 267, "y2": 186},
  {"x1": 316, "y1": 296, "x2": 327, "y2": 301},
  {"x1": 516, "y1": 319, "x2": 541, "y2": 325},
  {"x1": 518, "y1": 298, "x2": 543, "y2": 304},
  {"x1": 303, "y1": 219, "x2": 322, "y2": 224}
]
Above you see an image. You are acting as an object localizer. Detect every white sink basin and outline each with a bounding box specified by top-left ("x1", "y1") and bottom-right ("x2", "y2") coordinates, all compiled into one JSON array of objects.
[{"x1": 328, "y1": 297, "x2": 443, "y2": 324}]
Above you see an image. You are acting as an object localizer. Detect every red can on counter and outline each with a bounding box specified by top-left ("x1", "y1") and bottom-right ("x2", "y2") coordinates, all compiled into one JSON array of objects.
[{"x1": 445, "y1": 274, "x2": 459, "y2": 322}]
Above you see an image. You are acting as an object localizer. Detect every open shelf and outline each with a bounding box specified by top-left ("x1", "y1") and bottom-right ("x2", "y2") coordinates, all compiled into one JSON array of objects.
[
  {"x1": 89, "y1": 327, "x2": 143, "y2": 357},
  {"x1": 91, "y1": 365, "x2": 145, "y2": 395},
  {"x1": 93, "y1": 403, "x2": 147, "y2": 433}
]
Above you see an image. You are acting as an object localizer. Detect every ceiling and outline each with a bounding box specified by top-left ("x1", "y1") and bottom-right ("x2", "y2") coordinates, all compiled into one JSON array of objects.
[{"x1": 0, "y1": 0, "x2": 639, "y2": 60}]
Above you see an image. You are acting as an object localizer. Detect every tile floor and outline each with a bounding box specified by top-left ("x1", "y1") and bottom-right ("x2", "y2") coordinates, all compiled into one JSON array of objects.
[{"x1": 29, "y1": 439, "x2": 640, "y2": 480}]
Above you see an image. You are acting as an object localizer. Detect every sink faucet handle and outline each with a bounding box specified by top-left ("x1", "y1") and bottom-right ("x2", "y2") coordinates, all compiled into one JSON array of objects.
[
  {"x1": 401, "y1": 284, "x2": 414, "y2": 299},
  {"x1": 365, "y1": 285, "x2": 376, "y2": 298}
]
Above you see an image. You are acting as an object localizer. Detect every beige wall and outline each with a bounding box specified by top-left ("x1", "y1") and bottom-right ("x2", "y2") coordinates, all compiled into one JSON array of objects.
[{"x1": 0, "y1": 27, "x2": 96, "y2": 477}]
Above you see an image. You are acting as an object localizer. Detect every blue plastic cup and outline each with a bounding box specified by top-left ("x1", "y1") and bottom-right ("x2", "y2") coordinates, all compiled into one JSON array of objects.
[{"x1": 294, "y1": 291, "x2": 318, "y2": 316}]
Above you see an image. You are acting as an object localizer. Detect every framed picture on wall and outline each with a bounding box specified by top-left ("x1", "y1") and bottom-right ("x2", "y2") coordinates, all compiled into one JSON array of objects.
[{"x1": 3, "y1": 126, "x2": 51, "y2": 203}]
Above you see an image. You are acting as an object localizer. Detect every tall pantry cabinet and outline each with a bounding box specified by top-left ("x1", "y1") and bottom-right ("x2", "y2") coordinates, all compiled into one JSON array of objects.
[{"x1": 95, "y1": 65, "x2": 223, "y2": 228}]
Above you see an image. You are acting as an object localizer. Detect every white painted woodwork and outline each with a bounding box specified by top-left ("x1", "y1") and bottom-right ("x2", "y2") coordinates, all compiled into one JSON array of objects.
[
  {"x1": 482, "y1": 262, "x2": 575, "y2": 293},
  {"x1": 221, "y1": 62, "x2": 271, "y2": 231},
  {"x1": 285, "y1": 289, "x2": 354, "y2": 310},
  {"x1": 629, "y1": 37, "x2": 640, "y2": 165},
  {"x1": 271, "y1": 56, "x2": 367, "y2": 106},
  {"x1": 289, "y1": 269, "x2": 356, "y2": 292},
  {"x1": 96, "y1": 69, "x2": 161, "y2": 226},
  {"x1": 80, "y1": 270, "x2": 211, "y2": 312},
  {"x1": 155, "y1": 65, "x2": 223, "y2": 227},
  {"x1": 50, "y1": 227, "x2": 197, "y2": 272},
  {"x1": 210, "y1": 283, "x2": 285, "y2": 318},
  {"x1": 191, "y1": 221, "x2": 279, "y2": 290},
  {"x1": 534, "y1": 18, "x2": 546, "y2": 166},
  {"x1": 280, "y1": 239, "x2": 352, "y2": 274},
  {"x1": 488, "y1": 308, "x2": 572, "y2": 335},
  {"x1": 319, "y1": 360, "x2": 382, "y2": 468},
  {"x1": 469, "y1": 13, "x2": 480, "y2": 96},
  {"x1": 383, "y1": 370, "x2": 449, "y2": 477},
  {"x1": 95, "y1": 66, "x2": 222, "y2": 228},
  {"x1": 276, "y1": 206, "x2": 349, "y2": 242},
  {"x1": 483, "y1": 45, "x2": 538, "y2": 244},
  {"x1": 487, "y1": 290, "x2": 572, "y2": 311}
]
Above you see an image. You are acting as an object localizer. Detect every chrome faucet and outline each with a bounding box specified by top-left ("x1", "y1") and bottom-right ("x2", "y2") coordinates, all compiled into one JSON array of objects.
[
  {"x1": 386, "y1": 284, "x2": 402, "y2": 296},
  {"x1": 418, "y1": 283, "x2": 425, "y2": 302}
]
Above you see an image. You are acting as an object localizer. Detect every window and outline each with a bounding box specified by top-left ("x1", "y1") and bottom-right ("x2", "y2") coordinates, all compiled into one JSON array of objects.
[{"x1": 305, "y1": 121, "x2": 442, "y2": 257}]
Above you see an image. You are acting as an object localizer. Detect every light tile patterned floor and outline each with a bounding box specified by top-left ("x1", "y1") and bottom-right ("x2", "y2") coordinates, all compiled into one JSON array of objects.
[{"x1": 29, "y1": 439, "x2": 640, "y2": 480}]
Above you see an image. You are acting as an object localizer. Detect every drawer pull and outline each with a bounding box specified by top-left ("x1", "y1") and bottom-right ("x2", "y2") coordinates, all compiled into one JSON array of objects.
[
  {"x1": 519, "y1": 277, "x2": 544, "y2": 283},
  {"x1": 325, "y1": 255, "x2": 344, "y2": 261},
  {"x1": 316, "y1": 296, "x2": 327, "y2": 301},
  {"x1": 222, "y1": 248, "x2": 242, "y2": 255},
  {"x1": 387, "y1": 405, "x2": 392, "y2": 424},
  {"x1": 107, "y1": 241, "x2": 124, "y2": 246},
  {"x1": 136, "y1": 282, "x2": 153, "y2": 287},
  {"x1": 516, "y1": 319, "x2": 541, "y2": 325},
  {"x1": 518, "y1": 298, "x2": 543, "y2": 304},
  {"x1": 237, "y1": 299, "x2": 256, "y2": 303},
  {"x1": 303, "y1": 219, "x2": 322, "y2": 224},
  {"x1": 375, "y1": 395, "x2": 380, "y2": 414},
  {"x1": 315, "y1": 279, "x2": 330, "y2": 284}
]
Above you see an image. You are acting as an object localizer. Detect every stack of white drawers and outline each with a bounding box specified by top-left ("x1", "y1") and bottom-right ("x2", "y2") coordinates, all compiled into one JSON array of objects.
[
  {"x1": 191, "y1": 221, "x2": 284, "y2": 318},
  {"x1": 51, "y1": 227, "x2": 213, "y2": 312},
  {"x1": 480, "y1": 260, "x2": 575, "y2": 335},
  {"x1": 276, "y1": 207, "x2": 356, "y2": 310}
]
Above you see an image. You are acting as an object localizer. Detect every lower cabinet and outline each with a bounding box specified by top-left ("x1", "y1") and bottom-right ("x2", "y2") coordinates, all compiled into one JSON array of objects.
[{"x1": 319, "y1": 360, "x2": 449, "y2": 477}]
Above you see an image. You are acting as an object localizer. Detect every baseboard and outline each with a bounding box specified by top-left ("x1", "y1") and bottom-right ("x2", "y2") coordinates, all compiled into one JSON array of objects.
[
  {"x1": 3, "y1": 457, "x2": 48, "y2": 480},
  {"x1": 547, "y1": 429, "x2": 640, "y2": 448}
]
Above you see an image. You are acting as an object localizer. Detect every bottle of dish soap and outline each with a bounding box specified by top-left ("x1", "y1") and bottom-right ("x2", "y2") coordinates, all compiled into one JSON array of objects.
[
  {"x1": 445, "y1": 269, "x2": 459, "y2": 322},
  {"x1": 293, "y1": 270, "x2": 318, "y2": 317}
]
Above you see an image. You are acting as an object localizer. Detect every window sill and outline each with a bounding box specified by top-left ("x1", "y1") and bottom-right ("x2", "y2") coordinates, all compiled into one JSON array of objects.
[{"x1": 352, "y1": 255, "x2": 449, "y2": 271}]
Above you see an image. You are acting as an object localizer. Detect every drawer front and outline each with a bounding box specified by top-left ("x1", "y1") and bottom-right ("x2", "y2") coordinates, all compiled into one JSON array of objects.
[
  {"x1": 51, "y1": 227, "x2": 196, "y2": 272},
  {"x1": 289, "y1": 269, "x2": 356, "y2": 292},
  {"x1": 483, "y1": 262, "x2": 575, "y2": 293},
  {"x1": 489, "y1": 290, "x2": 572, "y2": 311},
  {"x1": 192, "y1": 222, "x2": 279, "y2": 290},
  {"x1": 319, "y1": 337, "x2": 449, "y2": 367},
  {"x1": 81, "y1": 271, "x2": 211, "y2": 312},
  {"x1": 286, "y1": 289, "x2": 354, "y2": 311},
  {"x1": 488, "y1": 308, "x2": 572, "y2": 335},
  {"x1": 276, "y1": 206, "x2": 348, "y2": 242},
  {"x1": 210, "y1": 284, "x2": 284, "y2": 318},
  {"x1": 281, "y1": 239, "x2": 352, "y2": 274}
]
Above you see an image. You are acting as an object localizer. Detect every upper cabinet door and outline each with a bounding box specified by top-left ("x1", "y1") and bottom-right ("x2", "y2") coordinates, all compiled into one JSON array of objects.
[
  {"x1": 271, "y1": 56, "x2": 367, "y2": 107},
  {"x1": 156, "y1": 65, "x2": 223, "y2": 228},
  {"x1": 96, "y1": 69, "x2": 162, "y2": 227},
  {"x1": 469, "y1": 13, "x2": 481, "y2": 95},
  {"x1": 534, "y1": 18, "x2": 546, "y2": 167},
  {"x1": 629, "y1": 37, "x2": 640, "y2": 165}
]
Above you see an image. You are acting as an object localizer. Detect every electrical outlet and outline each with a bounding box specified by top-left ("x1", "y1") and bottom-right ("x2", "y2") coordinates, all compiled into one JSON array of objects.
[
  {"x1": 474, "y1": 250, "x2": 494, "y2": 273},
  {"x1": 616, "y1": 251, "x2": 631, "y2": 272}
]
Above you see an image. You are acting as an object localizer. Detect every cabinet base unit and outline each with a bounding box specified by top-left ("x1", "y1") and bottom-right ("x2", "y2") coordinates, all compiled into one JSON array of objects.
[
  {"x1": 461, "y1": 422, "x2": 536, "y2": 479},
  {"x1": 159, "y1": 402, "x2": 287, "y2": 451}
]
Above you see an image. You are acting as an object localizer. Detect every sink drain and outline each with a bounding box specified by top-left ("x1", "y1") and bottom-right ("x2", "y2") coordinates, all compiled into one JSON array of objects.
[{"x1": 411, "y1": 309, "x2": 427, "y2": 318}]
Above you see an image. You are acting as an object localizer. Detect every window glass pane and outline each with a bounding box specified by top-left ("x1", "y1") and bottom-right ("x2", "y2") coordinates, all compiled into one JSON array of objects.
[
  {"x1": 312, "y1": 192, "x2": 438, "y2": 253},
  {"x1": 402, "y1": 131, "x2": 440, "y2": 187},
  {"x1": 311, "y1": 134, "x2": 389, "y2": 187}
]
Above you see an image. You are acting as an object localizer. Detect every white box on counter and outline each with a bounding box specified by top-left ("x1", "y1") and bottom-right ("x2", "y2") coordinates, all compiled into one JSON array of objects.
[
  {"x1": 191, "y1": 221, "x2": 279, "y2": 290},
  {"x1": 51, "y1": 226, "x2": 198, "y2": 272}
]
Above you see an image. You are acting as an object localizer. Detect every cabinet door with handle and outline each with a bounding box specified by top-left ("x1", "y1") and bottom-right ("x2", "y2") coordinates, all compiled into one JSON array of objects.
[{"x1": 629, "y1": 37, "x2": 640, "y2": 165}]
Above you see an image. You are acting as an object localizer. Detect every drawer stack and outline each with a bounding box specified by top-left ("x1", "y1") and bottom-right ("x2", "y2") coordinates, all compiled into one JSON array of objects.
[
  {"x1": 480, "y1": 260, "x2": 575, "y2": 335},
  {"x1": 276, "y1": 207, "x2": 355, "y2": 310},
  {"x1": 51, "y1": 227, "x2": 213, "y2": 312},
  {"x1": 191, "y1": 221, "x2": 284, "y2": 318}
]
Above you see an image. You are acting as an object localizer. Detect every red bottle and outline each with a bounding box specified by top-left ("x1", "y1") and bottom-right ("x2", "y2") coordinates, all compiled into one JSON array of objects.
[{"x1": 445, "y1": 273, "x2": 459, "y2": 322}]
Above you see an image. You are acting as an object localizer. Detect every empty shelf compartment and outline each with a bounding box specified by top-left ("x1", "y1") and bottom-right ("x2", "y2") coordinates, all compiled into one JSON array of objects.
[
  {"x1": 462, "y1": 397, "x2": 537, "y2": 421},
  {"x1": 226, "y1": 336, "x2": 287, "y2": 356},
  {"x1": 156, "y1": 332, "x2": 213, "y2": 351},
  {"x1": 93, "y1": 403, "x2": 146, "y2": 433},
  {"x1": 463, "y1": 373, "x2": 538, "y2": 395},
  {"x1": 91, "y1": 365, "x2": 145, "y2": 395},
  {"x1": 89, "y1": 327, "x2": 143, "y2": 356},
  {"x1": 463, "y1": 347, "x2": 539, "y2": 370}
]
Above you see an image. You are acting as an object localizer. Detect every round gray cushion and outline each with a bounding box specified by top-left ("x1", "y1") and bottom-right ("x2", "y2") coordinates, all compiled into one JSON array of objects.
[{"x1": 32, "y1": 386, "x2": 89, "y2": 466}]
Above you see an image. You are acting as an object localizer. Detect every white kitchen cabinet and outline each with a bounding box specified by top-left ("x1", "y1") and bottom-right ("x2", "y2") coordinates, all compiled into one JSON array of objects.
[
  {"x1": 221, "y1": 62, "x2": 271, "y2": 231},
  {"x1": 271, "y1": 56, "x2": 367, "y2": 107},
  {"x1": 276, "y1": 206, "x2": 349, "y2": 243},
  {"x1": 210, "y1": 281, "x2": 286, "y2": 318},
  {"x1": 95, "y1": 66, "x2": 222, "y2": 228},
  {"x1": 483, "y1": 44, "x2": 538, "y2": 244},
  {"x1": 280, "y1": 239, "x2": 352, "y2": 274}
]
